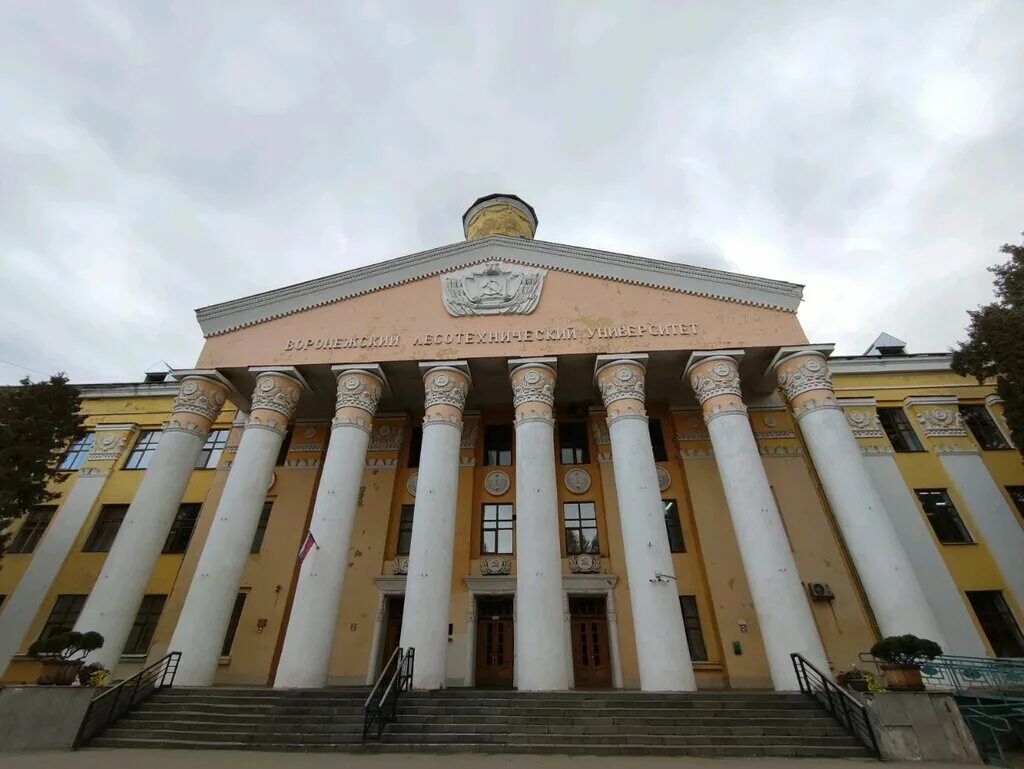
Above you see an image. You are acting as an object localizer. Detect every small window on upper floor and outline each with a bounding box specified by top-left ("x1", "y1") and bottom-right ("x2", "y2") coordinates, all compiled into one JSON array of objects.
[
  {"x1": 407, "y1": 426, "x2": 423, "y2": 468},
  {"x1": 124, "y1": 430, "x2": 161, "y2": 469},
  {"x1": 1007, "y1": 487, "x2": 1024, "y2": 522},
  {"x1": 83, "y1": 504, "x2": 128, "y2": 552},
  {"x1": 8, "y1": 506, "x2": 57, "y2": 554},
  {"x1": 484, "y1": 424, "x2": 513, "y2": 466},
  {"x1": 648, "y1": 418, "x2": 669, "y2": 462},
  {"x1": 960, "y1": 405, "x2": 1011, "y2": 451},
  {"x1": 162, "y1": 503, "x2": 202, "y2": 554},
  {"x1": 558, "y1": 422, "x2": 590, "y2": 465},
  {"x1": 59, "y1": 434, "x2": 94, "y2": 471},
  {"x1": 481, "y1": 503, "x2": 514, "y2": 554},
  {"x1": 877, "y1": 408, "x2": 924, "y2": 452},
  {"x1": 38, "y1": 594, "x2": 86, "y2": 641},
  {"x1": 275, "y1": 426, "x2": 294, "y2": 467},
  {"x1": 664, "y1": 499, "x2": 685, "y2": 553},
  {"x1": 915, "y1": 489, "x2": 973, "y2": 544},
  {"x1": 195, "y1": 429, "x2": 229, "y2": 469},
  {"x1": 250, "y1": 501, "x2": 273, "y2": 553},
  {"x1": 967, "y1": 590, "x2": 1024, "y2": 658},
  {"x1": 396, "y1": 504, "x2": 415, "y2": 555}
]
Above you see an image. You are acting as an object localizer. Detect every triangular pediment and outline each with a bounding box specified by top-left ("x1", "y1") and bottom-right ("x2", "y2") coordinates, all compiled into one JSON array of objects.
[{"x1": 195, "y1": 236, "x2": 803, "y2": 337}]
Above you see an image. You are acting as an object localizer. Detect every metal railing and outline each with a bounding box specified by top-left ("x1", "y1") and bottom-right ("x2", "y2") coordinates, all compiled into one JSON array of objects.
[
  {"x1": 791, "y1": 653, "x2": 879, "y2": 755},
  {"x1": 74, "y1": 651, "x2": 181, "y2": 747},
  {"x1": 917, "y1": 655, "x2": 1024, "y2": 694},
  {"x1": 363, "y1": 647, "x2": 414, "y2": 741}
]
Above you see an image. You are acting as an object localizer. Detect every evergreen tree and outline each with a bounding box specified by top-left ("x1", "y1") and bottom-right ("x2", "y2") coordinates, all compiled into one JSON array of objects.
[
  {"x1": 952, "y1": 236, "x2": 1024, "y2": 456},
  {"x1": 0, "y1": 374, "x2": 86, "y2": 556}
]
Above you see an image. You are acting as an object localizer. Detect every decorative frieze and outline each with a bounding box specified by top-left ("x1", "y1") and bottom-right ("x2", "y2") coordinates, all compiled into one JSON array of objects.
[
  {"x1": 568, "y1": 553, "x2": 601, "y2": 574},
  {"x1": 913, "y1": 406, "x2": 967, "y2": 437},
  {"x1": 369, "y1": 423, "x2": 403, "y2": 452},
  {"x1": 365, "y1": 457, "x2": 398, "y2": 469},
  {"x1": 87, "y1": 431, "x2": 129, "y2": 461},
  {"x1": 424, "y1": 371, "x2": 469, "y2": 410},
  {"x1": 759, "y1": 445, "x2": 803, "y2": 457},
  {"x1": 335, "y1": 374, "x2": 383, "y2": 414},
  {"x1": 689, "y1": 360, "x2": 742, "y2": 404},
  {"x1": 511, "y1": 367, "x2": 555, "y2": 408},
  {"x1": 845, "y1": 409, "x2": 884, "y2": 438},
  {"x1": 597, "y1": 365, "x2": 646, "y2": 408},
  {"x1": 441, "y1": 261, "x2": 545, "y2": 317},
  {"x1": 480, "y1": 555, "x2": 512, "y2": 576},
  {"x1": 460, "y1": 423, "x2": 479, "y2": 449},
  {"x1": 392, "y1": 557, "x2": 409, "y2": 575}
]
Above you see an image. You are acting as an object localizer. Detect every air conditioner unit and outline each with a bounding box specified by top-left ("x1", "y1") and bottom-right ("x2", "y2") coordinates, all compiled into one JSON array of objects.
[{"x1": 808, "y1": 582, "x2": 835, "y2": 601}]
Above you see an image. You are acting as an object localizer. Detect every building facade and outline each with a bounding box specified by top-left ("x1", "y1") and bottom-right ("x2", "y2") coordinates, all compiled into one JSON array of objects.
[{"x1": 1, "y1": 194, "x2": 1022, "y2": 691}]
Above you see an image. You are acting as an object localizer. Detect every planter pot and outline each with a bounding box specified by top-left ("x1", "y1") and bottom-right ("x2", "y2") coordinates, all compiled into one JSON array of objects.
[
  {"x1": 881, "y1": 663, "x2": 924, "y2": 691},
  {"x1": 846, "y1": 679, "x2": 869, "y2": 693},
  {"x1": 36, "y1": 659, "x2": 82, "y2": 686}
]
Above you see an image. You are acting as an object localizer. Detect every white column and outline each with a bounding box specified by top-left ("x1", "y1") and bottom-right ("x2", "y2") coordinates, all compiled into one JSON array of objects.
[
  {"x1": 685, "y1": 352, "x2": 828, "y2": 689},
  {"x1": 510, "y1": 358, "x2": 569, "y2": 691},
  {"x1": 771, "y1": 347, "x2": 946, "y2": 645},
  {"x1": 595, "y1": 355, "x2": 696, "y2": 691},
  {"x1": 74, "y1": 375, "x2": 228, "y2": 670},
  {"x1": 169, "y1": 369, "x2": 304, "y2": 686},
  {"x1": 274, "y1": 366, "x2": 385, "y2": 688},
  {"x1": 0, "y1": 472, "x2": 107, "y2": 675},
  {"x1": 399, "y1": 363, "x2": 471, "y2": 689}
]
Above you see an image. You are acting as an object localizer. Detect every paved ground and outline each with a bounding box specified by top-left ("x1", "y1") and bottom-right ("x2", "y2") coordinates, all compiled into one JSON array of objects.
[{"x1": 0, "y1": 751, "x2": 977, "y2": 769}]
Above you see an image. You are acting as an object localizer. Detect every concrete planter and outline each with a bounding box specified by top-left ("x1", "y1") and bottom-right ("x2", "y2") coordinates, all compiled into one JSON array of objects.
[
  {"x1": 36, "y1": 659, "x2": 82, "y2": 686},
  {"x1": 881, "y1": 663, "x2": 924, "y2": 691},
  {"x1": 0, "y1": 686, "x2": 96, "y2": 751}
]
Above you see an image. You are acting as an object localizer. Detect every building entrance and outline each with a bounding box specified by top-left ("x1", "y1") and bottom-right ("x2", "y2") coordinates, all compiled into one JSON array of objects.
[
  {"x1": 475, "y1": 596, "x2": 514, "y2": 688},
  {"x1": 570, "y1": 595, "x2": 612, "y2": 689},
  {"x1": 381, "y1": 595, "x2": 404, "y2": 667}
]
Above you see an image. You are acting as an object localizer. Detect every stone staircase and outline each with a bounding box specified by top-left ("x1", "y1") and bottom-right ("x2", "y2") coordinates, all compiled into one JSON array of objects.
[{"x1": 90, "y1": 687, "x2": 874, "y2": 757}]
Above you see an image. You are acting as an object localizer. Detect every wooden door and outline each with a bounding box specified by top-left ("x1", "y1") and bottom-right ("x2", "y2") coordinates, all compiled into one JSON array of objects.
[
  {"x1": 570, "y1": 596, "x2": 612, "y2": 689},
  {"x1": 475, "y1": 596, "x2": 514, "y2": 688},
  {"x1": 381, "y1": 596, "x2": 404, "y2": 670}
]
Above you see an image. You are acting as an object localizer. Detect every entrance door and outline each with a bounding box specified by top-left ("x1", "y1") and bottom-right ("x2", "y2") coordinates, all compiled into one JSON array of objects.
[
  {"x1": 381, "y1": 595, "x2": 404, "y2": 669},
  {"x1": 570, "y1": 596, "x2": 612, "y2": 689},
  {"x1": 475, "y1": 596, "x2": 514, "y2": 688}
]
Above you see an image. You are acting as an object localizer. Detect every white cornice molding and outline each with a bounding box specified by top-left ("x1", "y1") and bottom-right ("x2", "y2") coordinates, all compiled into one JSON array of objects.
[
  {"x1": 827, "y1": 354, "x2": 953, "y2": 374},
  {"x1": 195, "y1": 236, "x2": 805, "y2": 337}
]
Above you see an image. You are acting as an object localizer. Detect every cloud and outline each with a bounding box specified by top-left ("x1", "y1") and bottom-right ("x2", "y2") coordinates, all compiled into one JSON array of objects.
[{"x1": 1, "y1": 0, "x2": 1022, "y2": 384}]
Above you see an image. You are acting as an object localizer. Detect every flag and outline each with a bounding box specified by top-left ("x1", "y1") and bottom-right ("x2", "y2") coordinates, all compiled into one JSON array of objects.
[{"x1": 297, "y1": 530, "x2": 318, "y2": 562}]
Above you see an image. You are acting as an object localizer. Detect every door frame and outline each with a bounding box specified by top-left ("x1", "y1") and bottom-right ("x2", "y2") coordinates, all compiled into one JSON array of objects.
[
  {"x1": 368, "y1": 576, "x2": 407, "y2": 684},
  {"x1": 464, "y1": 577, "x2": 518, "y2": 688}
]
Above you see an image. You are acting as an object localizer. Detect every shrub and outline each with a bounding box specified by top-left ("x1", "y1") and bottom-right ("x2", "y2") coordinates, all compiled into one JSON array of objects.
[
  {"x1": 870, "y1": 634, "x2": 943, "y2": 666},
  {"x1": 28, "y1": 630, "x2": 104, "y2": 662}
]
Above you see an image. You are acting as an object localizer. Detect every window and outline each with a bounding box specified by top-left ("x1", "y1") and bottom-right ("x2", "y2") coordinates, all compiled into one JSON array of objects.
[
  {"x1": 59, "y1": 434, "x2": 94, "y2": 470},
  {"x1": 967, "y1": 591, "x2": 1024, "y2": 658},
  {"x1": 397, "y1": 505, "x2": 415, "y2": 555},
  {"x1": 124, "y1": 595, "x2": 166, "y2": 654},
  {"x1": 275, "y1": 426, "x2": 294, "y2": 467},
  {"x1": 915, "y1": 490, "x2": 972, "y2": 544},
  {"x1": 664, "y1": 499, "x2": 685, "y2": 553},
  {"x1": 648, "y1": 419, "x2": 668, "y2": 462},
  {"x1": 83, "y1": 504, "x2": 128, "y2": 552},
  {"x1": 250, "y1": 501, "x2": 273, "y2": 553},
  {"x1": 877, "y1": 408, "x2": 924, "y2": 452},
  {"x1": 961, "y1": 405, "x2": 1011, "y2": 450},
  {"x1": 484, "y1": 425, "x2": 513, "y2": 466},
  {"x1": 163, "y1": 504, "x2": 201, "y2": 554},
  {"x1": 481, "y1": 503, "x2": 514, "y2": 554},
  {"x1": 1008, "y1": 487, "x2": 1024, "y2": 521},
  {"x1": 195, "y1": 429, "x2": 229, "y2": 469},
  {"x1": 8, "y1": 506, "x2": 56, "y2": 554},
  {"x1": 559, "y1": 422, "x2": 590, "y2": 465},
  {"x1": 563, "y1": 502, "x2": 599, "y2": 554},
  {"x1": 38, "y1": 595, "x2": 86, "y2": 641},
  {"x1": 407, "y1": 426, "x2": 423, "y2": 468},
  {"x1": 679, "y1": 596, "x2": 708, "y2": 661},
  {"x1": 221, "y1": 593, "x2": 247, "y2": 656},
  {"x1": 124, "y1": 430, "x2": 161, "y2": 469}
]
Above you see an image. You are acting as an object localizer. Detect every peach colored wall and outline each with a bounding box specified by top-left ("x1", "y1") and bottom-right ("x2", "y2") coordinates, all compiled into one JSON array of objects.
[{"x1": 197, "y1": 269, "x2": 808, "y2": 369}]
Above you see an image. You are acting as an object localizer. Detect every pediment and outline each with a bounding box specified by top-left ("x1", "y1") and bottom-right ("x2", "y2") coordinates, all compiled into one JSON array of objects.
[{"x1": 195, "y1": 236, "x2": 803, "y2": 337}]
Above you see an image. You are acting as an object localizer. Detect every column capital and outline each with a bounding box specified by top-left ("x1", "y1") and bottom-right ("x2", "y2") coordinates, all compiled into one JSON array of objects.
[
  {"x1": 168, "y1": 372, "x2": 230, "y2": 433},
  {"x1": 331, "y1": 364, "x2": 387, "y2": 432},
  {"x1": 247, "y1": 367, "x2": 307, "y2": 432},
  {"x1": 509, "y1": 357, "x2": 556, "y2": 423},
  {"x1": 419, "y1": 361, "x2": 471, "y2": 427},
  {"x1": 767, "y1": 345, "x2": 837, "y2": 417},
  {"x1": 594, "y1": 354, "x2": 648, "y2": 422},
  {"x1": 683, "y1": 351, "x2": 746, "y2": 422}
]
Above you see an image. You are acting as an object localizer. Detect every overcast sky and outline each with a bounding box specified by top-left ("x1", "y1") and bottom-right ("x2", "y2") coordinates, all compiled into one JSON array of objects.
[{"x1": 2, "y1": 2, "x2": 1022, "y2": 385}]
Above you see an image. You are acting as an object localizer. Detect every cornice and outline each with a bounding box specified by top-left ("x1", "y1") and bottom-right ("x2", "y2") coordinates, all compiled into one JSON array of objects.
[{"x1": 195, "y1": 236, "x2": 805, "y2": 337}]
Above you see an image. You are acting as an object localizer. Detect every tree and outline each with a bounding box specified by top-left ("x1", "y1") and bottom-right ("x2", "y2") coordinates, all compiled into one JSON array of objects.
[
  {"x1": 952, "y1": 236, "x2": 1024, "y2": 456},
  {"x1": 0, "y1": 374, "x2": 86, "y2": 556}
]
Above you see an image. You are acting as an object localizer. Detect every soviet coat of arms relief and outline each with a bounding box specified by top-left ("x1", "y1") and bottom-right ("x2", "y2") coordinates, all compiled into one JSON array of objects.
[{"x1": 441, "y1": 261, "x2": 546, "y2": 317}]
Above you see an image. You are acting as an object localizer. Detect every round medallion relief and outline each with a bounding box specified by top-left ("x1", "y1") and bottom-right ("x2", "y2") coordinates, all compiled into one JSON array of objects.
[
  {"x1": 259, "y1": 378, "x2": 276, "y2": 392},
  {"x1": 713, "y1": 362, "x2": 730, "y2": 376},
  {"x1": 345, "y1": 377, "x2": 361, "y2": 390},
  {"x1": 181, "y1": 381, "x2": 198, "y2": 395},
  {"x1": 267, "y1": 471, "x2": 277, "y2": 491},
  {"x1": 406, "y1": 473, "x2": 418, "y2": 497},
  {"x1": 849, "y1": 411, "x2": 869, "y2": 426},
  {"x1": 434, "y1": 373, "x2": 450, "y2": 387},
  {"x1": 616, "y1": 367, "x2": 633, "y2": 381},
  {"x1": 303, "y1": 426, "x2": 318, "y2": 438},
  {"x1": 378, "y1": 424, "x2": 393, "y2": 437},
  {"x1": 656, "y1": 466, "x2": 671, "y2": 491},
  {"x1": 524, "y1": 370, "x2": 540, "y2": 384},
  {"x1": 100, "y1": 435, "x2": 116, "y2": 448},
  {"x1": 804, "y1": 359, "x2": 822, "y2": 372},
  {"x1": 764, "y1": 415, "x2": 778, "y2": 428},
  {"x1": 564, "y1": 468, "x2": 592, "y2": 494},
  {"x1": 484, "y1": 470, "x2": 511, "y2": 496}
]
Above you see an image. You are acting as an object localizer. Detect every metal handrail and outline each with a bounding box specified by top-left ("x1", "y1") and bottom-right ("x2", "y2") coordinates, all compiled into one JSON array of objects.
[
  {"x1": 74, "y1": 651, "x2": 181, "y2": 747},
  {"x1": 791, "y1": 652, "x2": 879, "y2": 755},
  {"x1": 363, "y1": 647, "x2": 415, "y2": 740}
]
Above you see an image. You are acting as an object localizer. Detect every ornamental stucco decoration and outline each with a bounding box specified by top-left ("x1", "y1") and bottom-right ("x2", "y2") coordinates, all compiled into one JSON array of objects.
[
  {"x1": 846, "y1": 410, "x2": 884, "y2": 438},
  {"x1": 484, "y1": 470, "x2": 511, "y2": 496},
  {"x1": 87, "y1": 432, "x2": 128, "y2": 461},
  {"x1": 480, "y1": 555, "x2": 512, "y2": 576},
  {"x1": 598, "y1": 366, "x2": 646, "y2": 407},
  {"x1": 656, "y1": 466, "x2": 671, "y2": 491},
  {"x1": 689, "y1": 360, "x2": 742, "y2": 404},
  {"x1": 369, "y1": 423, "x2": 404, "y2": 451},
  {"x1": 251, "y1": 376, "x2": 302, "y2": 419},
  {"x1": 335, "y1": 375, "x2": 383, "y2": 414},
  {"x1": 460, "y1": 423, "x2": 479, "y2": 449},
  {"x1": 591, "y1": 421, "x2": 610, "y2": 445},
  {"x1": 512, "y1": 369, "x2": 555, "y2": 408},
  {"x1": 564, "y1": 468, "x2": 592, "y2": 494},
  {"x1": 424, "y1": 372, "x2": 469, "y2": 410},
  {"x1": 915, "y1": 406, "x2": 967, "y2": 437},
  {"x1": 441, "y1": 261, "x2": 546, "y2": 317},
  {"x1": 568, "y1": 553, "x2": 601, "y2": 574},
  {"x1": 392, "y1": 556, "x2": 409, "y2": 575},
  {"x1": 172, "y1": 378, "x2": 227, "y2": 422},
  {"x1": 776, "y1": 356, "x2": 834, "y2": 401},
  {"x1": 406, "y1": 473, "x2": 418, "y2": 496}
]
